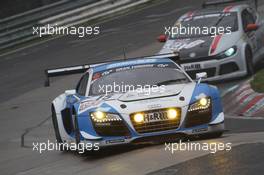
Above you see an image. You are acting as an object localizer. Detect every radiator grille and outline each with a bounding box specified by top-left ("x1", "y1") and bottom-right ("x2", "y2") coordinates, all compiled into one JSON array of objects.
[{"x1": 130, "y1": 108, "x2": 181, "y2": 134}]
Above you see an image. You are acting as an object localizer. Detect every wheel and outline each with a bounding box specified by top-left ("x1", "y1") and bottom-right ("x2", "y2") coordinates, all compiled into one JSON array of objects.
[
  {"x1": 73, "y1": 111, "x2": 84, "y2": 154},
  {"x1": 51, "y1": 106, "x2": 66, "y2": 151},
  {"x1": 245, "y1": 47, "x2": 254, "y2": 76},
  {"x1": 73, "y1": 112, "x2": 81, "y2": 145}
]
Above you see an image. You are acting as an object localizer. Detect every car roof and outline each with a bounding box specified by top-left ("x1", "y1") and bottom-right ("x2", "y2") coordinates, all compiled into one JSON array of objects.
[
  {"x1": 91, "y1": 57, "x2": 176, "y2": 73},
  {"x1": 180, "y1": 4, "x2": 248, "y2": 19}
]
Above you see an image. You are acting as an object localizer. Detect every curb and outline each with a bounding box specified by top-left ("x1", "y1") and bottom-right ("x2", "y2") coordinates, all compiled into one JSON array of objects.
[{"x1": 222, "y1": 79, "x2": 264, "y2": 117}]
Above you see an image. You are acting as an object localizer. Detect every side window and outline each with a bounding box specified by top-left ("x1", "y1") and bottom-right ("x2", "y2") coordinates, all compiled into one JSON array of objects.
[
  {"x1": 242, "y1": 9, "x2": 256, "y2": 31},
  {"x1": 76, "y1": 73, "x2": 89, "y2": 96}
]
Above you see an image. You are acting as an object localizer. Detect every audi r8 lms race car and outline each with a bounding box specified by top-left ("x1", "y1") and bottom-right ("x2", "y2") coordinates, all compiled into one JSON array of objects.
[
  {"x1": 47, "y1": 54, "x2": 225, "y2": 150},
  {"x1": 158, "y1": 0, "x2": 264, "y2": 81}
]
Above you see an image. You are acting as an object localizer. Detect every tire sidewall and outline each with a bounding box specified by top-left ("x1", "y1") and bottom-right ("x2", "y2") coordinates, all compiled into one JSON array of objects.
[
  {"x1": 74, "y1": 114, "x2": 81, "y2": 145},
  {"x1": 74, "y1": 114, "x2": 84, "y2": 154},
  {"x1": 245, "y1": 47, "x2": 254, "y2": 75},
  {"x1": 51, "y1": 106, "x2": 63, "y2": 143}
]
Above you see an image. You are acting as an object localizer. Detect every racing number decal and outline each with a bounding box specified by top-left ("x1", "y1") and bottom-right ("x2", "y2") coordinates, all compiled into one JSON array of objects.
[
  {"x1": 185, "y1": 40, "x2": 205, "y2": 49},
  {"x1": 165, "y1": 40, "x2": 205, "y2": 51}
]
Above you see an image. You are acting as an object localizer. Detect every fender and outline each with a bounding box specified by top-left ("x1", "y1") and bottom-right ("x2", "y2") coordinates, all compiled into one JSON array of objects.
[{"x1": 52, "y1": 93, "x2": 72, "y2": 142}]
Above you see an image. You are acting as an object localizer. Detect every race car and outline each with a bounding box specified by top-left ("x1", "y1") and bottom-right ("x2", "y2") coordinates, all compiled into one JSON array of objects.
[
  {"x1": 158, "y1": 0, "x2": 264, "y2": 81},
  {"x1": 46, "y1": 54, "x2": 225, "y2": 151}
]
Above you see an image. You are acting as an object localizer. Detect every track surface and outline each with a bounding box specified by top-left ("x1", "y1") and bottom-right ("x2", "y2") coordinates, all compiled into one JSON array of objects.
[{"x1": 0, "y1": 0, "x2": 264, "y2": 175}]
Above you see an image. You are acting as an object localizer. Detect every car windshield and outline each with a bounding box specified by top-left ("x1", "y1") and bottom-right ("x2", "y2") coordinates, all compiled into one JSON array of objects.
[
  {"x1": 89, "y1": 66, "x2": 190, "y2": 96},
  {"x1": 171, "y1": 12, "x2": 238, "y2": 39}
]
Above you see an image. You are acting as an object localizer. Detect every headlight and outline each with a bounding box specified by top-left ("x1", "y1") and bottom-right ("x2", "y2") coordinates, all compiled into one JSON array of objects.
[
  {"x1": 167, "y1": 108, "x2": 179, "y2": 120},
  {"x1": 132, "y1": 108, "x2": 180, "y2": 124},
  {"x1": 224, "y1": 47, "x2": 236, "y2": 57},
  {"x1": 133, "y1": 113, "x2": 144, "y2": 123},
  {"x1": 188, "y1": 97, "x2": 211, "y2": 112},
  {"x1": 217, "y1": 46, "x2": 237, "y2": 59},
  {"x1": 91, "y1": 111, "x2": 122, "y2": 122}
]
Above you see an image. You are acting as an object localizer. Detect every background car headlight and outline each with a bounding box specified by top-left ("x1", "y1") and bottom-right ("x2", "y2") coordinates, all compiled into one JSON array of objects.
[
  {"x1": 217, "y1": 46, "x2": 237, "y2": 59},
  {"x1": 188, "y1": 97, "x2": 211, "y2": 112},
  {"x1": 91, "y1": 111, "x2": 122, "y2": 122},
  {"x1": 224, "y1": 47, "x2": 236, "y2": 57}
]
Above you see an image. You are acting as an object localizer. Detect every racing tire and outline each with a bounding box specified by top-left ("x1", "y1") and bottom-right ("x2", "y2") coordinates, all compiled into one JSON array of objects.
[
  {"x1": 73, "y1": 111, "x2": 83, "y2": 154},
  {"x1": 51, "y1": 106, "x2": 66, "y2": 151},
  {"x1": 245, "y1": 47, "x2": 254, "y2": 76},
  {"x1": 74, "y1": 113, "x2": 81, "y2": 145}
]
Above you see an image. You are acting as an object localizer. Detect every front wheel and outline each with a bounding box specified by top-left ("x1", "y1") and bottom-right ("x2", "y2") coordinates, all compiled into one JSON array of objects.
[
  {"x1": 74, "y1": 113, "x2": 81, "y2": 145},
  {"x1": 51, "y1": 106, "x2": 66, "y2": 151},
  {"x1": 74, "y1": 112, "x2": 85, "y2": 154},
  {"x1": 245, "y1": 47, "x2": 254, "y2": 76}
]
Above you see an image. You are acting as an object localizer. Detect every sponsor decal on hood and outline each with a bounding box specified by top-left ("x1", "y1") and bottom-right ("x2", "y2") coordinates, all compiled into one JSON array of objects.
[
  {"x1": 162, "y1": 36, "x2": 214, "y2": 59},
  {"x1": 118, "y1": 84, "x2": 186, "y2": 102}
]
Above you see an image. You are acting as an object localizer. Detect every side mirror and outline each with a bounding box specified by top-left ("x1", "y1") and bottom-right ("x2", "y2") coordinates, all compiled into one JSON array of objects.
[
  {"x1": 65, "y1": 89, "x2": 76, "y2": 95},
  {"x1": 246, "y1": 24, "x2": 259, "y2": 32},
  {"x1": 196, "y1": 72, "x2": 207, "y2": 83},
  {"x1": 157, "y1": 34, "x2": 167, "y2": 42}
]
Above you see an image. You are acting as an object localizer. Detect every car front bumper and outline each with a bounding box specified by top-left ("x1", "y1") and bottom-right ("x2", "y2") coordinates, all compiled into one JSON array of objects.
[
  {"x1": 80, "y1": 112, "x2": 225, "y2": 147},
  {"x1": 180, "y1": 49, "x2": 247, "y2": 81}
]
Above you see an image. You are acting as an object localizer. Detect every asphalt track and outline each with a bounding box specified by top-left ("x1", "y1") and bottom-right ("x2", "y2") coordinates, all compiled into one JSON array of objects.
[{"x1": 0, "y1": 0, "x2": 264, "y2": 175}]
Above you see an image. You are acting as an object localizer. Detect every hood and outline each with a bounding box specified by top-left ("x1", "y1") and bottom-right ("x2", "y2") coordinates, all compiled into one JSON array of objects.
[
  {"x1": 159, "y1": 32, "x2": 240, "y2": 59},
  {"x1": 160, "y1": 36, "x2": 213, "y2": 59},
  {"x1": 77, "y1": 83, "x2": 196, "y2": 114},
  {"x1": 118, "y1": 84, "x2": 186, "y2": 102}
]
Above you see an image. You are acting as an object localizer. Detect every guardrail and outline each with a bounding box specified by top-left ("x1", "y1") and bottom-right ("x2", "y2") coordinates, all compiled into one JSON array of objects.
[
  {"x1": 0, "y1": 0, "x2": 153, "y2": 53},
  {"x1": 0, "y1": 0, "x2": 100, "y2": 52}
]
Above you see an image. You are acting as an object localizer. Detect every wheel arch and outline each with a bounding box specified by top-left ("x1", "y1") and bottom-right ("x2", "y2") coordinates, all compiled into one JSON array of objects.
[{"x1": 51, "y1": 94, "x2": 72, "y2": 142}]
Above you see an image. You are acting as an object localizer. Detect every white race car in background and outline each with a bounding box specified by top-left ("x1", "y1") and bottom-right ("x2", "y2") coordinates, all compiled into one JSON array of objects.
[{"x1": 158, "y1": 0, "x2": 264, "y2": 81}]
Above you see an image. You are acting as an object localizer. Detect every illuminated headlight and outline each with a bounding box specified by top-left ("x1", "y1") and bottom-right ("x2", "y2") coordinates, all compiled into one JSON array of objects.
[
  {"x1": 133, "y1": 113, "x2": 144, "y2": 123},
  {"x1": 167, "y1": 109, "x2": 180, "y2": 120},
  {"x1": 216, "y1": 46, "x2": 237, "y2": 59},
  {"x1": 188, "y1": 97, "x2": 211, "y2": 112},
  {"x1": 132, "y1": 108, "x2": 180, "y2": 124},
  {"x1": 91, "y1": 111, "x2": 122, "y2": 122},
  {"x1": 224, "y1": 47, "x2": 236, "y2": 57}
]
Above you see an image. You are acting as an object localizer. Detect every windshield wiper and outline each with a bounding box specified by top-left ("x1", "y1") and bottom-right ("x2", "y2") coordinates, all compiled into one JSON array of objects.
[
  {"x1": 157, "y1": 79, "x2": 188, "y2": 86},
  {"x1": 214, "y1": 13, "x2": 226, "y2": 27},
  {"x1": 206, "y1": 14, "x2": 226, "y2": 36}
]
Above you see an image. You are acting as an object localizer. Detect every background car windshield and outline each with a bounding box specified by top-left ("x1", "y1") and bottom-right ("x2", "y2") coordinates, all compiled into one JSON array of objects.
[
  {"x1": 90, "y1": 67, "x2": 190, "y2": 96},
  {"x1": 171, "y1": 12, "x2": 238, "y2": 39}
]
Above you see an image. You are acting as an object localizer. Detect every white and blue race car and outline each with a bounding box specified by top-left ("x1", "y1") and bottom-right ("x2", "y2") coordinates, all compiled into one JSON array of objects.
[{"x1": 46, "y1": 54, "x2": 225, "y2": 151}]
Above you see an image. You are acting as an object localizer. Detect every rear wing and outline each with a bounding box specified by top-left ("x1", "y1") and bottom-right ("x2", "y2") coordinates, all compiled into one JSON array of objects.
[
  {"x1": 202, "y1": 0, "x2": 258, "y2": 9},
  {"x1": 44, "y1": 64, "x2": 90, "y2": 87},
  {"x1": 44, "y1": 53, "x2": 179, "y2": 87}
]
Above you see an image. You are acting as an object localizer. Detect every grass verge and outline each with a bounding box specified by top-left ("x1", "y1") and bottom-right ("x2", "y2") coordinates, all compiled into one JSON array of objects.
[{"x1": 250, "y1": 69, "x2": 264, "y2": 93}]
